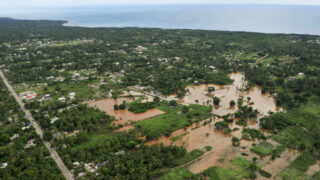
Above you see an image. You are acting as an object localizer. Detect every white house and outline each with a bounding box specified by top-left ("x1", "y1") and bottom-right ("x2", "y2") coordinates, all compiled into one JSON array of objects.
[
  {"x1": 0, "y1": 162, "x2": 8, "y2": 169},
  {"x1": 58, "y1": 96, "x2": 66, "y2": 102},
  {"x1": 50, "y1": 117, "x2": 60, "y2": 124},
  {"x1": 68, "y1": 92, "x2": 76, "y2": 99},
  {"x1": 10, "y1": 134, "x2": 19, "y2": 140}
]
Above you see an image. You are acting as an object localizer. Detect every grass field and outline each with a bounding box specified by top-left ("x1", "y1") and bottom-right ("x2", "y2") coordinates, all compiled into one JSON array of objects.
[
  {"x1": 215, "y1": 157, "x2": 259, "y2": 180},
  {"x1": 158, "y1": 168, "x2": 194, "y2": 180},
  {"x1": 135, "y1": 101, "x2": 212, "y2": 140},
  {"x1": 268, "y1": 96, "x2": 320, "y2": 179},
  {"x1": 251, "y1": 141, "x2": 274, "y2": 157},
  {"x1": 251, "y1": 141, "x2": 287, "y2": 157},
  {"x1": 287, "y1": 96, "x2": 320, "y2": 138}
]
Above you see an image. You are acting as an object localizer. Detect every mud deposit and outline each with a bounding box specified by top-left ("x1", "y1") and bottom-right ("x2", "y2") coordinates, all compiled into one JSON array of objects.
[{"x1": 88, "y1": 98, "x2": 164, "y2": 126}]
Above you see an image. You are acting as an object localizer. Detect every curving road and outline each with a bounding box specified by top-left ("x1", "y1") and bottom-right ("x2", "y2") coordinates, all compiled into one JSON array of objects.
[{"x1": 0, "y1": 71, "x2": 74, "y2": 180}]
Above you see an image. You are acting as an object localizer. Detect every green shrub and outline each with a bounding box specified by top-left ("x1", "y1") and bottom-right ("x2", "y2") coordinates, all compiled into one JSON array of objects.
[{"x1": 259, "y1": 169, "x2": 272, "y2": 178}]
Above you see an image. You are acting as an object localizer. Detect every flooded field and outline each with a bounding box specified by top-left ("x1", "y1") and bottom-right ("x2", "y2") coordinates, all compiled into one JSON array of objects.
[
  {"x1": 180, "y1": 72, "x2": 281, "y2": 116},
  {"x1": 147, "y1": 72, "x2": 284, "y2": 174},
  {"x1": 88, "y1": 98, "x2": 164, "y2": 126}
]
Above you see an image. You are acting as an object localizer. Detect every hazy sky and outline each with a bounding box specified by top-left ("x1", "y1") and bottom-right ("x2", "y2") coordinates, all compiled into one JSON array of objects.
[{"x1": 1, "y1": 0, "x2": 320, "y2": 8}]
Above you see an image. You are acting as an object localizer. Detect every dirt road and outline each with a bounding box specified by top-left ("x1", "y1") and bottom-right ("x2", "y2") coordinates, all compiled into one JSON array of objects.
[{"x1": 0, "y1": 71, "x2": 74, "y2": 180}]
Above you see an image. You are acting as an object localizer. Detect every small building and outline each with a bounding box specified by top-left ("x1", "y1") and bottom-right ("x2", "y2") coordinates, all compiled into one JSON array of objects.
[
  {"x1": 136, "y1": 46, "x2": 145, "y2": 51},
  {"x1": 68, "y1": 92, "x2": 76, "y2": 100},
  {"x1": 115, "y1": 150, "x2": 125, "y2": 156},
  {"x1": 24, "y1": 139, "x2": 35, "y2": 149},
  {"x1": 10, "y1": 134, "x2": 19, "y2": 140},
  {"x1": 46, "y1": 76, "x2": 55, "y2": 80},
  {"x1": 50, "y1": 117, "x2": 60, "y2": 124},
  {"x1": 0, "y1": 162, "x2": 8, "y2": 169},
  {"x1": 58, "y1": 96, "x2": 66, "y2": 102},
  {"x1": 43, "y1": 94, "x2": 50, "y2": 99},
  {"x1": 73, "y1": 162, "x2": 80, "y2": 166},
  {"x1": 20, "y1": 91, "x2": 38, "y2": 100},
  {"x1": 78, "y1": 172, "x2": 86, "y2": 177},
  {"x1": 72, "y1": 72, "x2": 80, "y2": 78},
  {"x1": 22, "y1": 126, "x2": 30, "y2": 130},
  {"x1": 27, "y1": 94, "x2": 38, "y2": 100},
  {"x1": 174, "y1": 57, "x2": 181, "y2": 61}
]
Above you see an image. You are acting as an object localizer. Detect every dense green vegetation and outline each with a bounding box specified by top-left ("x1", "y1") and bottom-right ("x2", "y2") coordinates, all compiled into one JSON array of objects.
[
  {"x1": 53, "y1": 130, "x2": 189, "y2": 179},
  {"x1": 159, "y1": 168, "x2": 195, "y2": 180},
  {"x1": 251, "y1": 141, "x2": 274, "y2": 157},
  {"x1": 129, "y1": 102, "x2": 155, "y2": 113},
  {"x1": 242, "y1": 128, "x2": 266, "y2": 141},
  {"x1": 39, "y1": 104, "x2": 114, "y2": 133},
  {"x1": 170, "y1": 149, "x2": 204, "y2": 167},
  {"x1": 0, "y1": 78, "x2": 64, "y2": 179}
]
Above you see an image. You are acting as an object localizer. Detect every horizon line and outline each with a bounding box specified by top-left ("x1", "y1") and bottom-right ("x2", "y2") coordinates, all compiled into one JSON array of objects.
[{"x1": 1, "y1": 3, "x2": 320, "y2": 9}]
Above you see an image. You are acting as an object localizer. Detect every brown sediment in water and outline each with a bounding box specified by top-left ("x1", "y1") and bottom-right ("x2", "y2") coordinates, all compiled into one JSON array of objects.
[
  {"x1": 180, "y1": 72, "x2": 281, "y2": 116},
  {"x1": 88, "y1": 98, "x2": 164, "y2": 125},
  {"x1": 117, "y1": 125, "x2": 135, "y2": 132},
  {"x1": 146, "y1": 72, "x2": 283, "y2": 173}
]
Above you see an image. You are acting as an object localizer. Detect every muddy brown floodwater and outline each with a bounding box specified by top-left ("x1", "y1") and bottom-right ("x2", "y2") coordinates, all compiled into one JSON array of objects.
[
  {"x1": 147, "y1": 72, "x2": 286, "y2": 174},
  {"x1": 180, "y1": 72, "x2": 281, "y2": 116},
  {"x1": 88, "y1": 98, "x2": 164, "y2": 127}
]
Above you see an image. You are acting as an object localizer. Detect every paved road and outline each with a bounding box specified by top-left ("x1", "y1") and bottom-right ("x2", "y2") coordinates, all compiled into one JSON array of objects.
[{"x1": 0, "y1": 71, "x2": 74, "y2": 180}]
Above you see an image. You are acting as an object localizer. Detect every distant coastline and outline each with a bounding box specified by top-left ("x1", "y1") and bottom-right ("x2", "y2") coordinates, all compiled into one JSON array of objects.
[{"x1": 1, "y1": 4, "x2": 320, "y2": 35}]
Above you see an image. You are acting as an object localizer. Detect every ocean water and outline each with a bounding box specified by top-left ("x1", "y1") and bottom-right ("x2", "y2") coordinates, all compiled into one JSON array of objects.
[{"x1": 1, "y1": 5, "x2": 320, "y2": 35}]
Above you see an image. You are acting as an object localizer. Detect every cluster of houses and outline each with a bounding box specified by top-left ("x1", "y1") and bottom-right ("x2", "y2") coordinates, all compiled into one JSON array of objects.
[
  {"x1": 20, "y1": 91, "x2": 38, "y2": 100},
  {"x1": 58, "y1": 92, "x2": 76, "y2": 102},
  {"x1": 72, "y1": 161, "x2": 107, "y2": 177},
  {"x1": 20, "y1": 90, "x2": 77, "y2": 103}
]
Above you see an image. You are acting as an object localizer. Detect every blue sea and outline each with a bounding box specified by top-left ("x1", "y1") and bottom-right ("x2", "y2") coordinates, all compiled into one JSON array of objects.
[{"x1": 1, "y1": 4, "x2": 320, "y2": 35}]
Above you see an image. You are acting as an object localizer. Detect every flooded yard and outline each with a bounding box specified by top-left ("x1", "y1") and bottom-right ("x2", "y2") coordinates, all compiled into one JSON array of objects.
[{"x1": 88, "y1": 98, "x2": 164, "y2": 126}]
